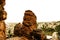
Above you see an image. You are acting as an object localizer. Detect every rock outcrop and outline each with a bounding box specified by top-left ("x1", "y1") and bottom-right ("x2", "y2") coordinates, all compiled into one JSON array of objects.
[
  {"x1": 14, "y1": 23, "x2": 22, "y2": 36},
  {"x1": 14, "y1": 10, "x2": 46, "y2": 40},
  {"x1": 0, "y1": 0, "x2": 5, "y2": 6},
  {"x1": 22, "y1": 10, "x2": 37, "y2": 35},
  {"x1": 30, "y1": 29, "x2": 47, "y2": 40},
  {"x1": 0, "y1": 0, "x2": 7, "y2": 40}
]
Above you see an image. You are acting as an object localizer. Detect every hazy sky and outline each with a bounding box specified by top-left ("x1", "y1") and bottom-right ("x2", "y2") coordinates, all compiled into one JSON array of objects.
[{"x1": 5, "y1": 0, "x2": 60, "y2": 23}]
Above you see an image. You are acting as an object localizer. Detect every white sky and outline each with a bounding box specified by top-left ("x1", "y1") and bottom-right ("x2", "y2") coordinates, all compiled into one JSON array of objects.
[{"x1": 5, "y1": 0, "x2": 60, "y2": 23}]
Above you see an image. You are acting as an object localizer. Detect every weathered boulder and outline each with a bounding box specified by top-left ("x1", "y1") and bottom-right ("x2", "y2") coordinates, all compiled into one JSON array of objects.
[
  {"x1": 14, "y1": 23, "x2": 22, "y2": 36},
  {"x1": 30, "y1": 29, "x2": 47, "y2": 40},
  {"x1": 0, "y1": 21, "x2": 6, "y2": 40}
]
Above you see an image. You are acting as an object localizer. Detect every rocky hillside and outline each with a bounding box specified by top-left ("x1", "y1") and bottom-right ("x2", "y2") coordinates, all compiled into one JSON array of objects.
[
  {"x1": 5, "y1": 21, "x2": 60, "y2": 38},
  {"x1": 37, "y1": 21, "x2": 60, "y2": 29}
]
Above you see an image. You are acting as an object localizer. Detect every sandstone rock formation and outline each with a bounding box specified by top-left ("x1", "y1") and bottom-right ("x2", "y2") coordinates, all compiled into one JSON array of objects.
[
  {"x1": 14, "y1": 10, "x2": 37, "y2": 39},
  {"x1": 30, "y1": 29, "x2": 47, "y2": 40},
  {"x1": 14, "y1": 23, "x2": 22, "y2": 36},
  {"x1": 0, "y1": 0, "x2": 7, "y2": 40},
  {"x1": 14, "y1": 10, "x2": 46, "y2": 40},
  {"x1": 0, "y1": 0, "x2": 5, "y2": 6},
  {"x1": 21, "y1": 10, "x2": 47, "y2": 40},
  {"x1": 22, "y1": 10, "x2": 37, "y2": 35},
  {"x1": 14, "y1": 10, "x2": 37, "y2": 36}
]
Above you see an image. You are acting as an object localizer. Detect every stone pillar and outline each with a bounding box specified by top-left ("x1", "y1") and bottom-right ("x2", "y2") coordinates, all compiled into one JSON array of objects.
[
  {"x1": 22, "y1": 10, "x2": 37, "y2": 35},
  {"x1": 22, "y1": 10, "x2": 46, "y2": 40},
  {"x1": 0, "y1": 0, "x2": 7, "y2": 40}
]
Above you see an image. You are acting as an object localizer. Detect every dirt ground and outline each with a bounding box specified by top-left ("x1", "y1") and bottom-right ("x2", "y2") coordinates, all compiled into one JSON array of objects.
[
  {"x1": 6, "y1": 37, "x2": 28, "y2": 40},
  {"x1": 6, "y1": 37, "x2": 20, "y2": 40}
]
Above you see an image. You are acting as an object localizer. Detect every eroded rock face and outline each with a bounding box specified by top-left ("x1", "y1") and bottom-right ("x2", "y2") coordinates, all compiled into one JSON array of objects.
[
  {"x1": 30, "y1": 29, "x2": 47, "y2": 40},
  {"x1": 0, "y1": 5, "x2": 4, "y2": 11},
  {"x1": 0, "y1": 10, "x2": 7, "y2": 21},
  {"x1": 14, "y1": 10, "x2": 37, "y2": 40},
  {"x1": 22, "y1": 10, "x2": 37, "y2": 35},
  {"x1": 14, "y1": 10, "x2": 46, "y2": 40},
  {"x1": 14, "y1": 23, "x2": 22, "y2": 36},
  {"x1": 0, "y1": 21, "x2": 6, "y2": 40},
  {"x1": 0, "y1": 0, "x2": 5, "y2": 6},
  {"x1": 0, "y1": 0, "x2": 7, "y2": 40}
]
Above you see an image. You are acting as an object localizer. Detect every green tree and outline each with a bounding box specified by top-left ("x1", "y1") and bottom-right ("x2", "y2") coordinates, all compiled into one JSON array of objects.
[
  {"x1": 41, "y1": 25, "x2": 47, "y2": 31},
  {"x1": 55, "y1": 25, "x2": 60, "y2": 35},
  {"x1": 46, "y1": 28, "x2": 55, "y2": 32},
  {"x1": 8, "y1": 29, "x2": 13, "y2": 38}
]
